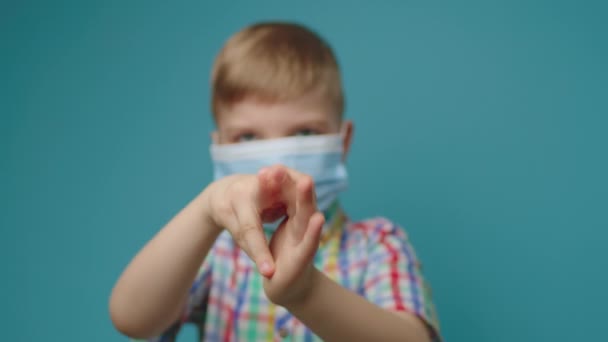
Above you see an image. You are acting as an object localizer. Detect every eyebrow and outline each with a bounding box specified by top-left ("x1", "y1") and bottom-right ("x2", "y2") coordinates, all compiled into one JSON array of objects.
[
  {"x1": 223, "y1": 119, "x2": 331, "y2": 134},
  {"x1": 290, "y1": 119, "x2": 331, "y2": 130},
  {"x1": 222, "y1": 126, "x2": 257, "y2": 140}
]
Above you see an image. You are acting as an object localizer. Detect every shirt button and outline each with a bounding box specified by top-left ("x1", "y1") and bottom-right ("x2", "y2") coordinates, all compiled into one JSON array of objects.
[{"x1": 278, "y1": 327, "x2": 289, "y2": 338}]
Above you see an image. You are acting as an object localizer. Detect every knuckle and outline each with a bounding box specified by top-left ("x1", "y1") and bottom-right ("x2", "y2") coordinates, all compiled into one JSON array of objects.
[
  {"x1": 227, "y1": 182, "x2": 253, "y2": 202},
  {"x1": 236, "y1": 223, "x2": 257, "y2": 243},
  {"x1": 215, "y1": 200, "x2": 232, "y2": 218},
  {"x1": 303, "y1": 175, "x2": 314, "y2": 187},
  {"x1": 298, "y1": 175, "x2": 314, "y2": 191},
  {"x1": 227, "y1": 181, "x2": 244, "y2": 196}
]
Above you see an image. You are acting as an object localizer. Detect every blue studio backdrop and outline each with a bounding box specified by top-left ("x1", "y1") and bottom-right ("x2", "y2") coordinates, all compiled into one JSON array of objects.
[{"x1": 2, "y1": 1, "x2": 607, "y2": 341}]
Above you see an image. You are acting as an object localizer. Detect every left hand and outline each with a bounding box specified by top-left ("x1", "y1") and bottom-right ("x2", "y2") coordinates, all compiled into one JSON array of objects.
[{"x1": 259, "y1": 165, "x2": 325, "y2": 307}]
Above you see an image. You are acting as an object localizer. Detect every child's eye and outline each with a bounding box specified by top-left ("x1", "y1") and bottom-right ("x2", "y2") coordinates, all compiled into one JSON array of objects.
[
  {"x1": 237, "y1": 133, "x2": 257, "y2": 142},
  {"x1": 294, "y1": 129, "x2": 318, "y2": 137}
]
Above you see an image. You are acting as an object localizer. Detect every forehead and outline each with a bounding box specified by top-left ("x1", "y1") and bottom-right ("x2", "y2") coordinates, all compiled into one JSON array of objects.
[{"x1": 216, "y1": 96, "x2": 340, "y2": 131}]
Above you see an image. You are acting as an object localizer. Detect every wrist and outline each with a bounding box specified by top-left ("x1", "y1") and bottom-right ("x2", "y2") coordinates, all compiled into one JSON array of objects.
[
  {"x1": 284, "y1": 267, "x2": 324, "y2": 313},
  {"x1": 198, "y1": 186, "x2": 223, "y2": 237}
]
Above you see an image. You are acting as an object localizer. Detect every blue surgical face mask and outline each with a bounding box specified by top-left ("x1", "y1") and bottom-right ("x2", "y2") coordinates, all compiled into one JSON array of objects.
[{"x1": 210, "y1": 134, "x2": 348, "y2": 213}]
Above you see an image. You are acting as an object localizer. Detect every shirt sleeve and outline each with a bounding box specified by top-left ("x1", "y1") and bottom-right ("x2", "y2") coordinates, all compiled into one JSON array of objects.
[
  {"x1": 130, "y1": 253, "x2": 214, "y2": 342},
  {"x1": 362, "y1": 219, "x2": 442, "y2": 341}
]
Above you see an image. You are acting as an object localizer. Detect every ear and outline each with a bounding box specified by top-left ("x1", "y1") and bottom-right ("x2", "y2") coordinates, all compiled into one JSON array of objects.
[
  {"x1": 211, "y1": 131, "x2": 219, "y2": 144},
  {"x1": 341, "y1": 120, "x2": 354, "y2": 162}
]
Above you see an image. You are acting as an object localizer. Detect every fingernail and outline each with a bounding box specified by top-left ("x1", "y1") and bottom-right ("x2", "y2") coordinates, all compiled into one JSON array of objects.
[{"x1": 260, "y1": 261, "x2": 272, "y2": 275}]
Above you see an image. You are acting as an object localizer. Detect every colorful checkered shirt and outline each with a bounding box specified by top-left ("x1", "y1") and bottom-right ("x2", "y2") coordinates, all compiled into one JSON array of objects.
[{"x1": 136, "y1": 202, "x2": 441, "y2": 341}]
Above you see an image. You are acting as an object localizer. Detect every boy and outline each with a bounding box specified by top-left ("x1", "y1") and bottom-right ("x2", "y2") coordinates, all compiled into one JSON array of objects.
[{"x1": 110, "y1": 22, "x2": 441, "y2": 341}]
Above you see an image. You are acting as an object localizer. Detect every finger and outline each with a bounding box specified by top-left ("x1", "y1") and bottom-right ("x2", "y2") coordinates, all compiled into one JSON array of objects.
[
  {"x1": 257, "y1": 167, "x2": 282, "y2": 208},
  {"x1": 232, "y1": 199, "x2": 275, "y2": 277},
  {"x1": 282, "y1": 167, "x2": 309, "y2": 183},
  {"x1": 292, "y1": 175, "x2": 317, "y2": 240},
  {"x1": 257, "y1": 166, "x2": 289, "y2": 222},
  {"x1": 264, "y1": 165, "x2": 298, "y2": 217},
  {"x1": 281, "y1": 166, "x2": 317, "y2": 208},
  {"x1": 300, "y1": 212, "x2": 325, "y2": 261}
]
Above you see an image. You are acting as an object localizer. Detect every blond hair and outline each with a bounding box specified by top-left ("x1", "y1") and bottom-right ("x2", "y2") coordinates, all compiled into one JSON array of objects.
[{"x1": 211, "y1": 22, "x2": 344, "y2": 119}]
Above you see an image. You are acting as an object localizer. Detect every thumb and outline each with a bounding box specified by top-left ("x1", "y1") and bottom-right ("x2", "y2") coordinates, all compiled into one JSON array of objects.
[{"x1": 300, "y1": 212, "x2": 325, "y2": 261}]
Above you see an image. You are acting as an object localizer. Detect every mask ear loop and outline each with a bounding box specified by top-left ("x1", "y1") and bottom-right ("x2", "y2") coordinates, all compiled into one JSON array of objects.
[
  {"x1": 339, "y1": 121, "x2": 348, "y2": 140},
  {"x1": 337, "y1": 121, "x2": 348, "y2": 160}
]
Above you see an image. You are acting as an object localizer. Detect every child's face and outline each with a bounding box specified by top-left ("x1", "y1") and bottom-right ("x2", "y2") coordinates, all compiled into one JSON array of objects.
[{"x1": 213, "y1": 94, "x2": 353, "y2": 159}]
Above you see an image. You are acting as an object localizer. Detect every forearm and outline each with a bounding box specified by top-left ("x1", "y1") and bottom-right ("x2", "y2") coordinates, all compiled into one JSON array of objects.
[
  {"x1": 286, "y1": 270, "x2": 431, "y2": 342},
  {"x1": 109, "y1": 189, "x2": 221, "y2": 338}
]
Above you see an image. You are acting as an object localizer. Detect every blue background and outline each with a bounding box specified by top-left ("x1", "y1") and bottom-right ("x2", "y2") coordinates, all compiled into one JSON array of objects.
[{"x1": 2, "y1": 1, "x2": 607, "y2": 341}]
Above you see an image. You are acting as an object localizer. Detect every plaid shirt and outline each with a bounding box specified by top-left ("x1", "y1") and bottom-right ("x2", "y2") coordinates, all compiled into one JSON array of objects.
[{"x1": 137, "y1": 202, "x2": 441, "y2": 341}]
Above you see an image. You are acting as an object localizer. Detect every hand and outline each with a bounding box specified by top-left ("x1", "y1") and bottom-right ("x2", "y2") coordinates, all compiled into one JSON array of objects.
[
  {"x1": 260, "y1": 166, "x2": 325, "y2": 307},
  {"x1": 202, "y1": 169, "x2": 293, "y2": 277}
]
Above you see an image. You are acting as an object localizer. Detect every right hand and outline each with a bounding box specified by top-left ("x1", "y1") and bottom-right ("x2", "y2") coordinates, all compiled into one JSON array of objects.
[{"x1": 201, "y1": 165, "x2": 300, "y2": 277}]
